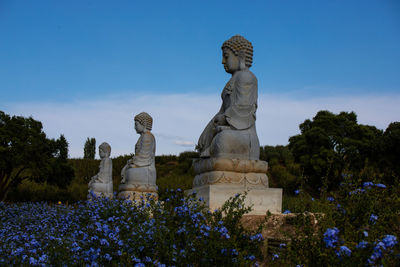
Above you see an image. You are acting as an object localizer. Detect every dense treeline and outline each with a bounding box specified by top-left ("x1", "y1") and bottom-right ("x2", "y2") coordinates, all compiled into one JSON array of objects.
[
  {"x1": 0, "y1": 111, "x2": 74, "y2": 201},
  {"x1": 2, "y1": 110, "x2": 399, "y2": 202},
  {"x1": 260, "y1": 111, "x2": 399, "y2": 196}
]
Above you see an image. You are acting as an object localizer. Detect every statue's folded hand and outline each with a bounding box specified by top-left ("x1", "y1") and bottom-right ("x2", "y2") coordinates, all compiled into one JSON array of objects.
[
  {"x1": 214, "y1": 114, "x2": 227, "y2": 125},
  {"x1": 216, "y1": 125, "x2": 230, "y2": 132}
]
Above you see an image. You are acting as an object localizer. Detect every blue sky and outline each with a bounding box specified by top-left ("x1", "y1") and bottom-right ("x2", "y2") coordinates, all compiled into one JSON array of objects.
[{"x1": 1, "y1": 1, "x2": 400, "y2": 157}]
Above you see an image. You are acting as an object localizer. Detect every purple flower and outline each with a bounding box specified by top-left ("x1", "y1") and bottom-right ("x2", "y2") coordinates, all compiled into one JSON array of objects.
[
  {"x1": 337, "y1": 245, "x2": 351, "y2": 257},
  {"x1": 327, "y1": 196, "x2": 334, "y2": 202},
  {"x1": 247, "y1": 255, "x2": 256, "y2": 261},
  {"x1": 356, "y1": 240, "x2": 368, "y2": 249},
  {"x1": 250, "y1": 233, "x2": 264, "y2": 241},
  {"x1": 382, "y1": 235, "x2": 397, "y2": 248},
  {"x1": 29, "y1": 257, "x2": 37, "y2": 265},
  {"x1": 294, "y1": 189, "x2": 300, "y2": 195},
  {"x1": 100, "y1": 238, "x2": 109, "y2": 247},
  {"x1": 375, "y1": 183, "x2": 386, "y2": 189},
  {"x1": 104, "y1": 253, "x2": 112, "y2": 261},
  {"x1": 283, "y1": 210, "x2": 291, "y2": 214},
  {"x1": 363, "y1": 182, "x2": 374, "y2": 189},
  {"x1": 369, "y1": 214, "x2": 378, "y2": 224},
  {"x1": 323, "y1": 227, "x2": 340, "y2": 248},
  {"x1": 349, "y1": 188, "x2": 366, "y2": 195}
]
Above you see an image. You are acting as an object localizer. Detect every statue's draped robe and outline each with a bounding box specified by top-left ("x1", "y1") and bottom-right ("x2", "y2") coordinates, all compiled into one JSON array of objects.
[
  {"x1": 121, "y1": 131, "x2": 156, "y2": 186},
  {"x1": 133, "y1": 131, "x2": 156, "y2": 167},
  {"x1": 88, "y1": 157, "x2": 113, "y2": 196},
  {"x1": 198, "y1": 70, "x2": 260, "y2": 160},
  {"x1": 95, "y1": 158, "x2": 112, "y2": 184}
]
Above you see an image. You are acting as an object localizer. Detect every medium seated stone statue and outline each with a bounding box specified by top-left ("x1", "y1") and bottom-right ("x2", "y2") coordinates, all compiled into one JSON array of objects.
[
  {"x1": 197, "y1": 35, "x2": 260, "y2": 160},
  {"x1": 88, "y1": 142, "x2": 113, "y2": 198},
  {"x1": 118, "y1": 112, "x2": 158, "y2": 200}
]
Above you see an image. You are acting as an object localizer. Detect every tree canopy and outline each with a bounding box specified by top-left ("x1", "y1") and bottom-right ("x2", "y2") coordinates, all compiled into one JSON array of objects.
[
  {"x1": 288, "y1": 110, "x2": 384, "y2": 192},
  {"x1": 0, "y1": 111, "x2": 74, "y2": 201},
  {"x1": 84, "y1": 137, "x2": 96, "y2": 159}
]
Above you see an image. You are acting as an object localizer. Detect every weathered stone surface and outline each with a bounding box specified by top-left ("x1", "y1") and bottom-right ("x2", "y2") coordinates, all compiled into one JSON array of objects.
[
  {"x1": 88, "y1": 142, "x2": 113, "y2": 199},
  {"x1": 197, "y1": 36, "x2": 260, "y2": 160},
  {"x1": 193, "y1": 158, "x2": 269, "y2": 187},
  {"x1": 189, "y1": 35, "x2": 282, "y2": 214},
  {"x1": 118, "y1": 112, "x2": 158, "y2": 200},
  {"x1": 193, "y1": 170, "x2": 268, "y2": 188},
  {"x1": 187, "y1": 184, "x2": 282, "y2": 215},
  {"x1": 193, "y1": 157, "x2": 268, "y2": 174}
]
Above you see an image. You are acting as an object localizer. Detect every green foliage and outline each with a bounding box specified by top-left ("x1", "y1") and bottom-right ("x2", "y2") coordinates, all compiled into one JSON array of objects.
[
  {"x1": 260, "y1": 145, "x2": 302, "y2": 194},
  {"x1": 273, "y1": 177, "x2": 400, "y2": 266},
  {"x1": 0, "y1": 111, "x2": 74, "y2": 201},
  {"x1": 156, "y1": 153, "x2": 197, "y2": 196},
  {"x1": 6, "y1": 178, "x2": 85, "y2": 203},
  {"x1": 83, "y1": 137, "x2": 96, "y2": 159},
  {"x1": 288, "y1": 110, "x2": 383, "y2": 192},
  {"x1": 378, "y1": 122, "x2": 400, "y2": 184},
  {"x1": 7, "y1": 152, "x2": 197, "y2": 202}
]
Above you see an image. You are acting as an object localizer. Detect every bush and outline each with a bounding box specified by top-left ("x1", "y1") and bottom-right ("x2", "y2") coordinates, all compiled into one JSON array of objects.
[
  {"x1": 272, "y1": 177, "x2": 400, "y2": 266},
  {"x1": 260, "y1": 145, "x2": 302, "y2": 191},
  {"x1": 0, "y1": 191, "x2": 264, "y2": 266}
]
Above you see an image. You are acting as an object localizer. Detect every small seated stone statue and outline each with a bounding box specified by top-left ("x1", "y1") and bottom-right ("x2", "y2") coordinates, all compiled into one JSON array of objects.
[
  {"x1": 88, "y1": 142, "x2": 113, "y2": 198},
  {"x1": 118, "y1": 112, "x2": 158, "y2": 200},
  {"x1": 197, "y1": 35, "x2": 260, "y2": 160}
]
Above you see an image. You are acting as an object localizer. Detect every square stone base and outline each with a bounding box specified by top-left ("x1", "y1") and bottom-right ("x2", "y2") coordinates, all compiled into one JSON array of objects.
[{"x1": 186, "y1": 184, "x2": 282, "y2": 215}]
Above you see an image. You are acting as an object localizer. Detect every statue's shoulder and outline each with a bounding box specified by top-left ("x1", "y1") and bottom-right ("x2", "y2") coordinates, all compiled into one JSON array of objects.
[
  {"x1": 235, "y1": 70, "x2": 257, "y2": 84},
  {"x1": 142, "y1": 131, "x2": 155, "y2": 142}
]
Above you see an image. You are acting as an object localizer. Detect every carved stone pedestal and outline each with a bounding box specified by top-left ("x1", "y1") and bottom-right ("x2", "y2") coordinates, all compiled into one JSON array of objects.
[
  {"x1": 187, "y1": 158, "x2": 282, "y2": 215},
  {"x1": 118, "y1": 184, "x2": 158, "y2": 201}
]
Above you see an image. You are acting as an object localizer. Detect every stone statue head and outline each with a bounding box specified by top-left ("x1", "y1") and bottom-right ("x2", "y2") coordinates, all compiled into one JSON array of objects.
[
  {"x1": 221, "y1": 35, "x2": 253, "y2": 70},
  {"x1": 99, "y1": 142, "x2": 111, "y2": 158},
  {"x1": 134, "y1": 112, "x2": 153, "y2": 131}
]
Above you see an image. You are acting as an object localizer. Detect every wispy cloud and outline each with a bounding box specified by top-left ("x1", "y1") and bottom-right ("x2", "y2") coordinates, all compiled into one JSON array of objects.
[
  {"x1": 175, "y1": 140, "x2": 195, "y2": 147},
  {"x1": 2, "y1": 92, "x2": 400, "y2": 158}
]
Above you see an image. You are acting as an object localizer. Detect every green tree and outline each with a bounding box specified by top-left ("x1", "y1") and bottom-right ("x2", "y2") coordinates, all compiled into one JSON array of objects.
[
  {"x1": 260, "y1": 145, "x2": 302, "y2": 193},
  {"x1": 83, "y1": 137, "x2": 96, "y2": 159},
  {"x1": 379, "y1": 122, "x2": 400, "y2": 184},
  {"x1": 288, "y1": 110, "x2": 382, "y2": 192},
  {"x1": 57, "y1": 134, "x2": 68, "y2": 159},
  {"x1": 0, "y1": 111, "x2": 74, "y2": 201}
]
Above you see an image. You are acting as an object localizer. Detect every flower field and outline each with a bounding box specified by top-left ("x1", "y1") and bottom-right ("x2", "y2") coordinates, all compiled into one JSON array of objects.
[
  {"x1": 0, "y1": 191, "x2": 263, "y2": 266},
  {"x1": 1, "y1": 179, "x2": 400, "y2": 266}
]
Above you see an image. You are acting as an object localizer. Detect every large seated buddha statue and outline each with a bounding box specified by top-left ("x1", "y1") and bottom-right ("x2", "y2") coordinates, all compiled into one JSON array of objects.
[
  {"x1": 118, "y1": 112, "x2": 158, "y2": 200},
  {"x1": 194, "y1": 35, "x2": 268, "y2": 184},
  {"x1": 197, "y1": 35, "x2": 260, "y2": 160},
  {"x1": 189, "y1": 35, "x2": 282, "y2": 215},
  {"x1": 88, "y1": 142, "x2": 113, "y2": 198}
]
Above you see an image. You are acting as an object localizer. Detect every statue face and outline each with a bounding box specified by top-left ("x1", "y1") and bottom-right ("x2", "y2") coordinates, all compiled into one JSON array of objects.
[
  {"x1": 222, "y1": 48, "x2": 240, "y2": 74},
  {"x1": 99, "y1": 147, "x2": 106, "y2": 158},
  {"x1": 99, "y1": 147, "x2": 109, "y2": 158},
  {"x1": 135, "y1": 120, "x2": 145, "y2": 134}
]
